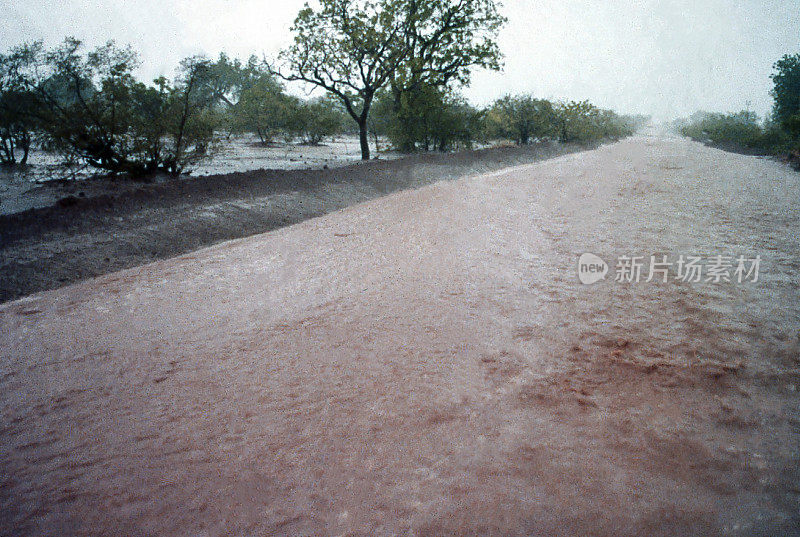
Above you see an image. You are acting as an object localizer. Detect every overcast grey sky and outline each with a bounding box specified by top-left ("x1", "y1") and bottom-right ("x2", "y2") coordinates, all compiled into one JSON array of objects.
[{"x1": 2, "y1": 0, "x2": 799, "y2": 120}]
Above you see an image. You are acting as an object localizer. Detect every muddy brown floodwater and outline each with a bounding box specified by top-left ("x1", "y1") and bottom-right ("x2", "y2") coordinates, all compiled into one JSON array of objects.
[
  {"x1": 1, "y1": 131, "x2": 799, "y2": 536},
  {"x1": 0, "y1": 140, "x2": 586, "y2": 303}
]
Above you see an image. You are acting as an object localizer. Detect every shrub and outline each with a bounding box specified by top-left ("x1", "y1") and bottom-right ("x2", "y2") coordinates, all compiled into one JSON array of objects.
[
  {"x1": 5, "y1": 39, "x2": 224, "y2": 177},
  {"x1": 554, "y1": 101, "x2": 635, "y2": 144},
  {"x1": 373, "y1": 85, "x2": 483, "y2": 152},
  {"x1": 486, "y1": 95, "x2": 557, "y2": 144},
  {"x1": 290, "y1": 97, "x2": 346, "y2": 145}
]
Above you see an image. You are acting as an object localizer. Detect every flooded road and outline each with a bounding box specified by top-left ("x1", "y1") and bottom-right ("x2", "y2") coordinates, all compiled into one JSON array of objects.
[{"x1": 1, "y1": 132, "x2": 799, "y2": 536}]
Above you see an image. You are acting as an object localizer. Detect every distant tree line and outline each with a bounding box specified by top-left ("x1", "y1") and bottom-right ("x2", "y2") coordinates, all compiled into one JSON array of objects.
[
  {"x1": 369, "y1": 89, "x2": 645, "y2": 152},
  {"x1": 0, "y1": 0, "x2": 644, "y2": 178},
  {"x1": 677, "y1": 53, "x2": 800, "y2": 166}
]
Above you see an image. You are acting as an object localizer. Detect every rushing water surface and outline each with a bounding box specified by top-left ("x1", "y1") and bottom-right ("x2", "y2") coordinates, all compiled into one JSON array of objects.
[{"x1": 1, "y1": 131, "x2": 799, "y2": 535}]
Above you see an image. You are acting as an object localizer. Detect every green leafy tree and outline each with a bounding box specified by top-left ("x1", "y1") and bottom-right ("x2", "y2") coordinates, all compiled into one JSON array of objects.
[
  {"x1": 679, "y1": 111, "x2": 761, "y2": 146},
  {"x1": 771, "y1": 53, "x2": 800, "y2": 139},
  {"x1": 231, "y1": 77, "x2": 297, "y2": 144},
  {"x1": 677, "y1": 110, "x2": 794, "y2": 155},
  {"x1": 552, "y1": 100, "x2": 635, "y2": 144},
  {"x1": 292, "y1": 96, "x2": 346, "y2": 145},
  {"x1": 156, "y1": 56, "x2": 221, "y2": 175},
  {"x1": 424, "y1": 93, "x2": 483, "y2": 151},
  {"x1": 7, "y1": 39, "x2": 225, "y2": 176},
  {"x1": 368, "y1": 89, "x2": 395, "y2": 150},
  {"x1": 278, "y1": 0, "x2": 410, "y2": 160},
  {"x1": 388, "y1": 0, "x2": 505, "y2": 119},
  {"x1": 206, "y1": 54, "x2": 295, "y2": 142},
  {"x1": 35, "y1": 38, "x2": 149, "y2": 174},
  {"x1": 554, "y1": 100, "x2": 597, "y2": 143},
  {"x1": 595, "y1": 109, "x2": 639, "y2": 140},
  {"x1": 278, "y1": 0, "x2": 505, "y2": 160},
  {"x1": 377, "y1": 84, "x2": 481, "y2": 151},
  {"x1": 486, "y1": 95, "x2": 557, "y2": 145},
  {"x1": 203, "y1": 53, "x2": 252, "y2": 109},
  {"x1": 678, "y1": 53, "x2": 800, "y2": 164}
]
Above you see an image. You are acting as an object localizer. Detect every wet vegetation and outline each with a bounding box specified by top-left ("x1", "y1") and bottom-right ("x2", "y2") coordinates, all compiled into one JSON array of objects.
[
  {"x1": 677, "y1": 53, "x2": 800, "y2": 166},
  {"x1": 0, "y1": 0, "x2": 643, "y2": 180}
]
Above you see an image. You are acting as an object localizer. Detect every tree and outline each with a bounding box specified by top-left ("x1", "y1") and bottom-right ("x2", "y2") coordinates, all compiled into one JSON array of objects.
[
  {"x1": 157, "y1": 56, "x2": 221, "y2": 175},
  {"x1": 771, "y1": 53, "x2": 800, "y2": 138},
  {"x1": 552, "y1": 101, "x2": 636, "y2": 144},
  {"x1": 278, "y1": 0, "x2": 409, "y2": 160},
  {"x1": 205, "y1": 53, "x2": 295, "y2": 142},
  {"x1": 368, "y1": 89, "x2": 395, "y2": 150},
  {"x1": 278, "y1": 0, "x2": 505, "y2": 160},
  {"x1": 554, "y1": 100, "x2": 602, "y2": 143},
  {"x1": 486, "y1": 95, "x2": 556, "y2": 145},
  {"x1": 292, "y1": 96, "x2": 346, "y2": 145},
  {"x1": 421, "y1": 92, "x2": 483, "y2": 151},
  {"x1": 0, "y1": 49, "x2": 39, "y2": 165},
  {"x1": 6, "y1": 39, "x2": 225, "y2": 177},
  {"x1": 33, "y1": 38, "x2": 149, "y2": 175},
  {"x1": 231, "y1": 77, "x2": 296, "y2": 144},
  {"x1": 679, "y1": 111, "x2": 762, "y2": 147},
  {"x1": 376, "y1": 84, "x2": 481, "y2": 151},
  {"x1": 388, "y1": 0, "x2": 505, "y2": 119}
]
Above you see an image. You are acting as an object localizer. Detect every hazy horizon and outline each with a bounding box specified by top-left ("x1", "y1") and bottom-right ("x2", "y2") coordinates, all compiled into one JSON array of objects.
[{"x1": 2, "y1": 0, "x2": 799, "y2": 121}]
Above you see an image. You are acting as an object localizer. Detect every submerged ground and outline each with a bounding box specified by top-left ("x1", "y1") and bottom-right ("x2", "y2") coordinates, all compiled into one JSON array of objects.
[
  {"x1": 1, "y1": 131, "x2": 799, "y2": 536},
  {"x1": 0, "y1": 135, "x2": 401, "y2": 215}
]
